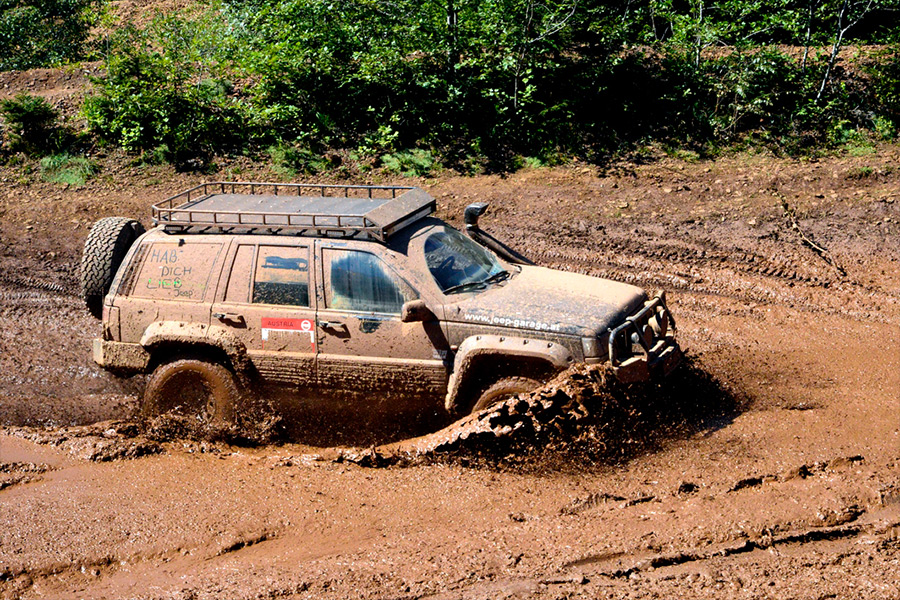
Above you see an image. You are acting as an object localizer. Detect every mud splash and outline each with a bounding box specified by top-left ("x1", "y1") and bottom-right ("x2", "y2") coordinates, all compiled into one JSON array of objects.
[
  {"x1": 327, "y1": 358, "x2": 738, "y2": 470},
  {"x1": 2, "y1": 421, "x2": 163, "y2": 462},
  {"x1": 141, "y1": 393, "x2": 284, "y2": 446},
  {"x1": 118, "y1": 357, "x2": 738, "y2": 472}
]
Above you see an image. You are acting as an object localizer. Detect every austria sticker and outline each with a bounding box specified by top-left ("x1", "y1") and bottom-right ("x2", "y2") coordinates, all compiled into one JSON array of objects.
[{"x1": 261, "y1": 317, "x2": 315, "y2": 350}]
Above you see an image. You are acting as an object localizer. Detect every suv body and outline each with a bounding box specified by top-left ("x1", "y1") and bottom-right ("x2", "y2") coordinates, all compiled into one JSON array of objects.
[{"x1": 90, "y1": 183, "x2": 681, "y2": 417}]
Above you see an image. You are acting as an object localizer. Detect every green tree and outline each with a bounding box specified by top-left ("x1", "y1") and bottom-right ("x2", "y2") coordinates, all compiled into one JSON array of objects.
[
  {"x1": 0, "y1": 0, "x2": 103, "y2": 70},
  {"x1": 83, "y1": 17, "x2": 249, "y2": 168}
]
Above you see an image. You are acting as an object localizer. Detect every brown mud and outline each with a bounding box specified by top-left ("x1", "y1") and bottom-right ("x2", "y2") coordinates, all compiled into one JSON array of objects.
[{"x1": 1, "y1": 137, "x2": 899, "y2": 597}]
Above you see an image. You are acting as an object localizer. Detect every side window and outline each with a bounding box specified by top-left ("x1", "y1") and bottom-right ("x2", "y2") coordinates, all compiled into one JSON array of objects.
[
  {"x1": 224, "y1": 244, "x2": 255, "y2": 303},
  {"x1": 324, "y1": 249, "x2": 414, "y2": 314},
  {"x1": 252, "y1": 245, "x2": 310, "y2": 307},
  {"x1": 132, "y1": 242, "x2": 222, "y2": 301}
]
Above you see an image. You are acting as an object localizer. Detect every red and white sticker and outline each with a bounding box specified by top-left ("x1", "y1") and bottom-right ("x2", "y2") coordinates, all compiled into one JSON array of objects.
[{"x1": 261, "y1": 317, "x2": 315, "y2": 349}]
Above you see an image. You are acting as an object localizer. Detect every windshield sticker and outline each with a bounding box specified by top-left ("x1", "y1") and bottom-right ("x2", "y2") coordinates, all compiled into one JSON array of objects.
[
  {"x1": 261, "y1": 317, "x2": 316, "y2": 350},
  {"x1": 464, "y1": 312, "x2": 562, "y2": 332}
]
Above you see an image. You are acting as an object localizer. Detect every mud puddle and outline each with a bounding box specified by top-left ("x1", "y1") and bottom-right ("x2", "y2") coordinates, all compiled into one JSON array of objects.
[{"x1": 2, "y1": 421, "x2": 163, "y2": 462}]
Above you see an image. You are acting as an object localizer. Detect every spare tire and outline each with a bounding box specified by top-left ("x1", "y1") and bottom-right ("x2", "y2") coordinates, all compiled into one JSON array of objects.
[{"x1": 80, "y1": 217, "x2": 145, "y2": 319}]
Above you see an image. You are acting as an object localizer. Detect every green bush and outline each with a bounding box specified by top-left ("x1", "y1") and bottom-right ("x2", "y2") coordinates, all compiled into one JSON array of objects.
[
  {"x1": 0, "y1": 0, "x2": 103, "y2": 70},
  {"x1": 0, "y1": 93, "x2": 62, "y2": 155},
  {"x1": 865, "y1": 45, "x2": 900, "y2": 136},
  {"x1": 268, "y1": 143, "x2": 327, "y2": 175},
  {"x1": 83, "y1": 18, "x2": 250, "y2": 170}
]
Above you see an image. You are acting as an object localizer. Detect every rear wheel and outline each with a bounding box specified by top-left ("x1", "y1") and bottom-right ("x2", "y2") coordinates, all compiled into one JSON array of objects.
[
  {"x1": 80, "y1": 217, "x2": 145, "y2": 319},
  {"x1": 471, "y1": 376, "x2": 542, "y2": 413},
  {"x1": 142, "y1": 358, "x2": 238, "y2": 432}
]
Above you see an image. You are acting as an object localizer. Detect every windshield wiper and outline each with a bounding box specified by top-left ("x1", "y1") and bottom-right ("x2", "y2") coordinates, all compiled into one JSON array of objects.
[
  {"x1": 442, "y1": 270, "x2": 510, "y2": 295},
  {"x1": 481, "y1": 270, "x2": 511, "y2": 285}
]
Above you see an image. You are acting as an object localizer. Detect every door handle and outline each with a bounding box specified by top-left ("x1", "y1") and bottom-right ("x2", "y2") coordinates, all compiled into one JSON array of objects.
[
  {"x1": 319, "y1": 320, "x2": 345, "y2": 330},
  {"x1": 213, "y1": 312, "x2": 245, "y2": 324}
]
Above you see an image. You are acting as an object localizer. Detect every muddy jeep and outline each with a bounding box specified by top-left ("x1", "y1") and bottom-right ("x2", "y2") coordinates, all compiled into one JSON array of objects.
[{"x1": 82, "y1": 183, "x2": 681, "y2": 427}]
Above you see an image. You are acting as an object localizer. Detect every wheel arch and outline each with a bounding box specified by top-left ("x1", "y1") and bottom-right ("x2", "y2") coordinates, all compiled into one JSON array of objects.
[
  {"x1": 140, "y1": 322, "x2": 251, "y2": 375},
  {"x1": 445, "y1": 334, "x2": 573, "y2": 413}
]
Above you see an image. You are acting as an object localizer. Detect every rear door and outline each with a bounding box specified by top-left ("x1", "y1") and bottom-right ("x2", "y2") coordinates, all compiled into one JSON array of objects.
[
  {"x1": 314, "y1": 240, "x2": 449, "y2": 397},
  {"x1": 211, "y1": 237, "x2": 317, "y2": 389}
]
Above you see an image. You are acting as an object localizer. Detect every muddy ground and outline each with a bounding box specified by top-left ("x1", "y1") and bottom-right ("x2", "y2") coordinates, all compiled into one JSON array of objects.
[{"x1": 1, "y1": 141, "x2": 899, "y2": 599}]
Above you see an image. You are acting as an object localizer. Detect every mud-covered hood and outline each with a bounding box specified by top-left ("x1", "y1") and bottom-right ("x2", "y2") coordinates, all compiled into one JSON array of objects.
[{"x1": 444, "y1": 265, "x2": 647, "y2": 337}]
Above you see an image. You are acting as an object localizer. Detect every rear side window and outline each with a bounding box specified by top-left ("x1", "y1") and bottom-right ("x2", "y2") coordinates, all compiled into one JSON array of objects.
[
  {"x1": 132, "y1": 242, "x2": 223, "y2": 301},
  {"x1": 252, "y1": 246, "x2": 310, "y2": 307}
]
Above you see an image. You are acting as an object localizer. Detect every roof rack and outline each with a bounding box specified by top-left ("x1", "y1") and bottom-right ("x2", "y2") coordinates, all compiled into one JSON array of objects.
[{"x1": 151, "y1": 182, "x2": 436, "y2": 242}]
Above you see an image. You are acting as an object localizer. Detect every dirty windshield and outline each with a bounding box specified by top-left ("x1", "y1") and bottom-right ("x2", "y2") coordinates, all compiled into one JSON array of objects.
[{"x1": 424, "y1": 228, "x2": 508, "y2": 294}]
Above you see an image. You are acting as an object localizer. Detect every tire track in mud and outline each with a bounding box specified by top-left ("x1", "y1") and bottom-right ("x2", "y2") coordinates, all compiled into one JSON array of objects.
[
  {"x1": 0, "y1": 272, "x2": 70, "y2": 296},
  {"x1": 553, "y1": 454, "x2": 900, "y2": 581},
  {"x1": 569, "y1": 523, "x2": 869, "y2": 579},
  {"x1": 0, "y1": 462, "x2": 52, "y2": 491},
  {"x1": 491, "y1": 223, "x2": 900, "y2": 323},
  {"x1": 536, "y1": 230, "x2": 833, "y2": 287},
  {"x1": 2, "y1": 423, "x2": 163, "y2": 462},
  {"x1": 559, "y1": 455, "x2": 869, "y2": 517}
]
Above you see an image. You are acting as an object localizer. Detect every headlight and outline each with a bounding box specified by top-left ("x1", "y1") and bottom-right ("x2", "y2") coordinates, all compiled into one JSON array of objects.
[{"x1": 582, "y1": 336, "x2": 600, "y2": 358}]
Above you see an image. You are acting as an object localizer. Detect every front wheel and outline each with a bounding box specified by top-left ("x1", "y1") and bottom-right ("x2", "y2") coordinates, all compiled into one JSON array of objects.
[
  {"x1": 142, "y1": 358, "x2": 238, "y2": 433},
  {"x1": 471, "y1": 376, "x2": 542, "y2": 413}
]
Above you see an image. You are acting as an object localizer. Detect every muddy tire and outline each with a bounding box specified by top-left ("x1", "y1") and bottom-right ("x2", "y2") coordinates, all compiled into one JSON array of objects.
[
  {"x1": 142, "y1": 358, "x2": 238, "y2": 433},
  {"x1": 471, "y1": 376, "x2": 542, "y2": 413},
  {"x1": 80, "y1": 217, "x2": 145, "y2": 319}
]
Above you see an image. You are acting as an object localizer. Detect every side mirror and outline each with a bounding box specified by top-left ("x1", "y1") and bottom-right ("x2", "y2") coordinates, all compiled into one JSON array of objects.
[{"x1": 401, "y1": 299, "x2": 434, "y2": 323}]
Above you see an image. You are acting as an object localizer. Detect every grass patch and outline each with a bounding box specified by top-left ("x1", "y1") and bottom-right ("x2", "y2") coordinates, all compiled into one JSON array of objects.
[
  {"x1": 381, "y1": 149, "x2": 436, "y2": 177},
  {"x1": 847, "y1": 166, "x2": 874, "y2": 179},
  {"x1": 40, "y1": 153, "x2": 98, "y2": 186}
]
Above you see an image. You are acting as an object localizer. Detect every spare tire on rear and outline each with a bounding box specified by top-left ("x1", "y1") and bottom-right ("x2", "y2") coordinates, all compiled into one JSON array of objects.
[{"x1": 80, "y1": 217, "x2": 145, "y2": 319}]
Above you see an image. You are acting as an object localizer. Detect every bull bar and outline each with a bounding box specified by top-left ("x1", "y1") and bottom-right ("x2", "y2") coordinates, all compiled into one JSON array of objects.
[{"x1": 608, "y1": 291, "x2": 682, "y2": 383}]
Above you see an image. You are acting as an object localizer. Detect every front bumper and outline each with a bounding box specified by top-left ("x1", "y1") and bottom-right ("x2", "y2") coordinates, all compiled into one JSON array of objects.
[{"x1": 608, "y1": 291, "x2": 682, "y2": 383}]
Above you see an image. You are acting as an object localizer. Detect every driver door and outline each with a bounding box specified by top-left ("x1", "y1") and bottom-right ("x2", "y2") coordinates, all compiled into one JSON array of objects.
[{"x1": 314, "y1": 241, "x2": 449, "y2": 397}]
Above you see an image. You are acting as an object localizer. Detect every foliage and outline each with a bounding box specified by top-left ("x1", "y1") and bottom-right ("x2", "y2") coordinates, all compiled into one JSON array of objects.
[
  {"x1": 268, "y1": 143, "x2": 328, "y2": 175},
  {"x1": 0, "y1": 93, "x2": 63, "y2": 155},
  {"x1": 79, "y1": 0, "x2": 900, "y2": 169},
  {"x1": 40, "y1": 153, "x2": 97, "y2": 186},
  {"x1": 865, "y1": 45, "x2": 900, "y2": 135},
  {"x1": 82, "y1": 16, "x2": 250, "y2": 169},
  {"x1": 0, "y1": 0, "x2": 103, "y2": 70},
  {"x1": 381, "y1": 149, "x2": 437, "y2": 177}
]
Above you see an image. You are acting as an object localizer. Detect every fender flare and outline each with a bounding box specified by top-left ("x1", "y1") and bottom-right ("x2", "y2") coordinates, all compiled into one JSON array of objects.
[
  {"x1": 139, "y1": 321, "x2": 251, "y2": 373},
  {"x1": 445, "y1": 334, "x2": 574, "y2": 412}
]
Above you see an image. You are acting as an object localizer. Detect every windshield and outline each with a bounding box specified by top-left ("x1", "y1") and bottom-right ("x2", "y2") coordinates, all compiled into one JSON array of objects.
[{"x1": 424, "y1": 228, "x2": 507, "y2": 294}]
